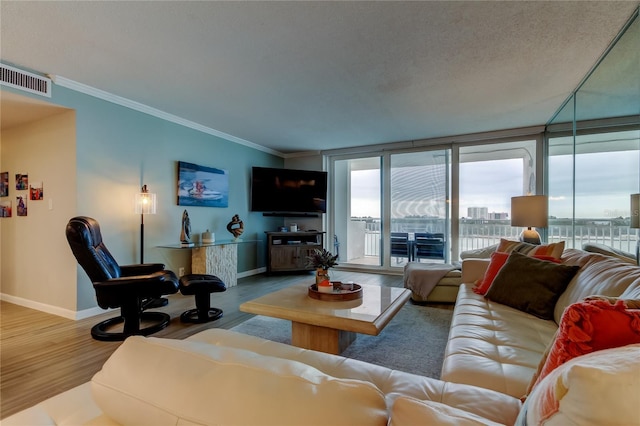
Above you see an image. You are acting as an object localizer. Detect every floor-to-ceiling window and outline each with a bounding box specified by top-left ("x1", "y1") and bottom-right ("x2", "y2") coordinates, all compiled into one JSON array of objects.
[
  {"x1": 328, "y1": 135, "x2": 542, "y2": 272},
  {"x1": 548, "y1": 129, "x2": 640, "y2": 252},
  {"x1": 458, "y1": 140, "x2": 540, "y2": 257}
]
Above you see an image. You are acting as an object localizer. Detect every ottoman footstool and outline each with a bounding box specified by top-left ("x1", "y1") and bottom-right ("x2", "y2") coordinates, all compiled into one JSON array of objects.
[
  {"x1": 179, "y1": 274, "x2": 227, "y2": 323},
  {"x1": 403, "y1": 262, "x2": 462, "y2": 303}
]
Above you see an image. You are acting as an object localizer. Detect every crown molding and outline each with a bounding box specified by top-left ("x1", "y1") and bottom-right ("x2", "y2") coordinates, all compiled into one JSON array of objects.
[{"x1": 50, "y1": 75, "x2": 285, "y2": 158}]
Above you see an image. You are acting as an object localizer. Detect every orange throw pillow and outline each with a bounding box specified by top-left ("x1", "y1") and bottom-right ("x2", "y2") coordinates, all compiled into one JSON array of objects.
[{"x1": 531, "y1": 298, "x2": 640, "y2": 391}]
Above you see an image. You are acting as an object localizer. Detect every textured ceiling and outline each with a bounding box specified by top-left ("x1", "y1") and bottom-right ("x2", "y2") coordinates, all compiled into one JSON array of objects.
[{"x1": 1, "y1": 1, "x2": 638, "y2": 155}]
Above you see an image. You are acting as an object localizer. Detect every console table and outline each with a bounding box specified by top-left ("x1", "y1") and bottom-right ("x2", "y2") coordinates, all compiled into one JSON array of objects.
[
  {"x1": 265, "y1": 231, "x2": 324, "y2": 274},
  {"x1": 159, "y1": 239, "x2": 252, "y2": 287}
]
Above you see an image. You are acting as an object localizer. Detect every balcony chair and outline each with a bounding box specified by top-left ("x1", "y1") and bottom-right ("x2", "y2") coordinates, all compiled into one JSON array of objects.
[
  {"x1": 65, "y1": 216, "x2": 180, "y2": 341},
  {"x1": 413, "y1": 232, "x2": 445, "y2": 262},
  {"x1": 390, "y1": 232, "x2": 412, "y2": 263}
]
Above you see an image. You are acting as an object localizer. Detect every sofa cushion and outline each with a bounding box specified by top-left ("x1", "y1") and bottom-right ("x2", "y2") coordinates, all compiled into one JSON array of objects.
[
  {"x1": 497, "y1": 238, "x2": 565, "y2": 260},
  {"x1": 91, "y1": 336, "x2": 388, "y2": 426},
  {"x1": 485, "y1": 252, "x2": 579, "y2": 320},
  {"x1": 529, "y1": 298, "x2": 640, "y2": 391},
  {"x1": 460, "y1": 244, "x2": 498, "y2": 259},
  {"x1": 441, "y1": 284, "x2": 558, "y2": 398},
  {"x1": 389, "y1": 396, "x2": 504, "y2": 426},
  {"x1": 518, "y1": 344, "x2": 640, "y2": 426},
  {"x1": 553, "y1": 249, "x2": 640, "y2": 323},
  {"x1": 582, "y1": 242, "x2": 636, "y2": 264},
  {"x1": 403, "y1": 262, "x2": 462, "y2": 301}
]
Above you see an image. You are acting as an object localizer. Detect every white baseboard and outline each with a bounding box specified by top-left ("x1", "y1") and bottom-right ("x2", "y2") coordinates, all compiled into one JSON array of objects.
[
  {"x1": 1, "y1": 269, "x2": 267, "y2": 320},
  {"x1": 0, "y1": 293, "x2": 108, "y2": 320},
  {"x1": 238, "y1": 267, "x2": 266, "y2": 278}
]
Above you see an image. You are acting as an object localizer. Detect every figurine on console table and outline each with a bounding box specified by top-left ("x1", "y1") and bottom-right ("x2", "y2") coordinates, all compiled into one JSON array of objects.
[
  {"x1": 226, "y1": 214, "x2": 244, "y2": 240},
  {"x1": 180, "y1": 209, "x2": 194, "y2": 247}
]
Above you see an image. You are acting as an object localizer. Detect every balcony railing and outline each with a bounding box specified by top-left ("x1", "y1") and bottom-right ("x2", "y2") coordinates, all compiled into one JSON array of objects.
[{"x1": 352, "y1": 218, "x2": 638, "y2": 260}]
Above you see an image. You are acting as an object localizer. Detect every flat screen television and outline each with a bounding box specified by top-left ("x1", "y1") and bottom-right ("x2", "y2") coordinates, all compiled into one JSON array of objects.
[{"x1": 251, "y1": 167, "x2": 327, "y2": 215}]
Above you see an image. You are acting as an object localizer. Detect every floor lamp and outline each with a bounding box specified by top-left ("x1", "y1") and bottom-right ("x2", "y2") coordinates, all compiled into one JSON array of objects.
[
  {"x1": 135, "y1": 184, "x2": 157, "y2": 264},
  {"x1": 631, "y1": 193, "x2": 639, "y2": 265},
  {"x1": 511, "y1": 195, "x2": 548, "y2": 245}
]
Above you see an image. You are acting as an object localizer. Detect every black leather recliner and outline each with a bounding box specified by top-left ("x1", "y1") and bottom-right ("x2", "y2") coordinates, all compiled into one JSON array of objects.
[{"x1": 65, "y1": 216, "x2": 179, "y2": 341}]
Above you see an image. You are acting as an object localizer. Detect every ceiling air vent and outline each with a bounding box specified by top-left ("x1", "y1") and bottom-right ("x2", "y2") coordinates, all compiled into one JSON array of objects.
[{"x1": 0, "y1": 63, "x2": 51, "y2": 97}]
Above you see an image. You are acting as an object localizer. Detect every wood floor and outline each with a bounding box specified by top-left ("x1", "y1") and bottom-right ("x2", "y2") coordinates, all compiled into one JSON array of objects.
[{"x1": 1, "y1": 270, "x2": 413, "y2": 419}]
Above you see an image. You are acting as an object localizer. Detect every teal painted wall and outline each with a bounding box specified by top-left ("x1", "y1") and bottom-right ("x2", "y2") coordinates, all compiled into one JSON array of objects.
[{"x1": 3, "y1": 83, "x2": 284, "y2": 310}]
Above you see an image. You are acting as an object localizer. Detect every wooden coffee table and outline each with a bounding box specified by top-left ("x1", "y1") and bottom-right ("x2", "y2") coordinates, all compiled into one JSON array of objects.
[{"x1": 239, "y1": 282, "x2": 411, "y2": 354}]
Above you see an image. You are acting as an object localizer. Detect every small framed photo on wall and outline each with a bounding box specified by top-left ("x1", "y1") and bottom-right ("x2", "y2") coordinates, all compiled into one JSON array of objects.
[
  {"x1": 15, "y1": 173, "x2": 28, "y2": 190},
  {"x1": 30, "y1": 182, "x2": 43, "y2": 200},
  {"x1": 16, "y1": 196, "x2": 27, "y2": 216},
  {"x1": 1, "y1": 172, "x2": 8, "y2": 197},
  {"x1": 1, "y1": 200, "x2": 12, "y2": 217}
]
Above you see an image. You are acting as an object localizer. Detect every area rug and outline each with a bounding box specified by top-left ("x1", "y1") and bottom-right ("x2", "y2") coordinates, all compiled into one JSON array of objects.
[{"x1": 230, "y1": 303, "x2": 452, "y2": 379}]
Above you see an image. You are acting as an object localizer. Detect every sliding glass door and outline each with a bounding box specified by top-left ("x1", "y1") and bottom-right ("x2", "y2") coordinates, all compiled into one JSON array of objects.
[
  {"x1": 332, "y1": 156, "x2": 382, "y2": 267},
  {"x1": 390, "y1": 150, "x2": 450, "y2": 264},
  {"x1": 330, "y1": 149, "x2": 450, "y2": 270}
]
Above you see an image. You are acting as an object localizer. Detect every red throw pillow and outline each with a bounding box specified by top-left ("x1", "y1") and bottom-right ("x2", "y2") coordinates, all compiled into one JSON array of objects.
[
  {"x1": 531, "y1": 299, "x2": 640, "y2": 390},
  {"x1": 473, "y1": 251, "x2": 509, "y2": 295}
]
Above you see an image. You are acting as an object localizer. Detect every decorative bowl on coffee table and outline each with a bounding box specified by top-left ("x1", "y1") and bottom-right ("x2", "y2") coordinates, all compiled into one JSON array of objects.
[{"x1": 308, "y1": 282, "x2": 363, "y2": 301}]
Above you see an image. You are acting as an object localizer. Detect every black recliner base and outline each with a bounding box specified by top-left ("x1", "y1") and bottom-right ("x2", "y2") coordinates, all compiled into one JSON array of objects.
[
  {"x1": 142, "y1": 297, "x2": 169, "y2": 310},
  {"x1": 180, "y1": 307, "x2": 223, "y2": 324},
  {"x1": 91, "y1": 311, "x2": 171, "y2": 341},
  {"x1": 178, "y1": 274, "x2": 226, "y2": 324}
]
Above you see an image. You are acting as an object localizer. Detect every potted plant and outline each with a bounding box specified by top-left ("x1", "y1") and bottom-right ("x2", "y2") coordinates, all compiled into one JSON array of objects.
[{"x1": 306, "y1": 249, "x2": 339, "y2": 292}]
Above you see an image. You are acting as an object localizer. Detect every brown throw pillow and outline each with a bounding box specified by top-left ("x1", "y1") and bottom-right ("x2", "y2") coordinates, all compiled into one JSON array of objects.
[{"x1": 485, "y1": 252, "x2": 580, "y2": 320}]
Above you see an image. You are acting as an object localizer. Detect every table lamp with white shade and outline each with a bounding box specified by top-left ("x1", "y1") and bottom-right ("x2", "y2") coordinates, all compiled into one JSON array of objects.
[{"x1": 511, "y1": 195, "x2": 548, "y2": 245}]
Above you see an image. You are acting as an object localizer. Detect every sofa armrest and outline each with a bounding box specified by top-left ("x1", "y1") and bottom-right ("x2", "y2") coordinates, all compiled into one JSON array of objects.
[
  {"x1": 1, "y1": 382, "x2": 114, "y2": 426},
  {"x1": 389, "y1": 391, "x2": 518, "y2": 426},
  {"x1": 439, "y1": 381, "x2": 521, "y2": 424},
  {"x1": 461, "y1": 258, "x2": 490, "y2": 283},
  {"x1": 119, "y1": 263, "x2": 166, "y2": 275}
]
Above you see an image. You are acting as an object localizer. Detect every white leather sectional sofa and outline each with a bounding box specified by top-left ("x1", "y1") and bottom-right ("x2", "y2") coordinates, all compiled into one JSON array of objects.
[
  {"x1": 3, "y1": 329, "x2": 525, "y2": 426},
  {"x1": 4, "y1": 247, "x2": 639, "y2": 425},
  {"x1": 442, "y1": 248, "x2": 640, "y2": 398}
]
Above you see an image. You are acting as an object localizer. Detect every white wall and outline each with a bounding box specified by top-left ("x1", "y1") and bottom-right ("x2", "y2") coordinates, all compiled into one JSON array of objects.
[{"x1": 0, "y1": 110, "x2": 78, "y2": 315}]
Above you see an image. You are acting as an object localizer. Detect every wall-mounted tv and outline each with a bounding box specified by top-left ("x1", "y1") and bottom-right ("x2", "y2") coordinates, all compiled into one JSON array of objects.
[{"x1": 251, "y1": 167, "x2": 327, "y2": 215}]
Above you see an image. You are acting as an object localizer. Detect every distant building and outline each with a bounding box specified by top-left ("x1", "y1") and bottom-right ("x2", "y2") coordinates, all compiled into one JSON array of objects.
[
  {"x1": 468, "y1": 207, "x2": 488, "y2": 219},
  {"x1": 489, "y1": 212, "x2": 509, "y2": 220}
]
